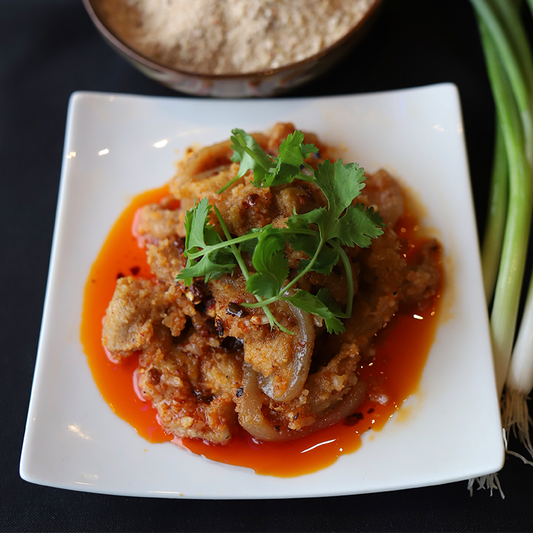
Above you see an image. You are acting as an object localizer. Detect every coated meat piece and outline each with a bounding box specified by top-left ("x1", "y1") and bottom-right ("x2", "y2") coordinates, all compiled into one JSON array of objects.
[
  {"x1": 146, "y1": 238, "x2": 187, "y2": 284},
  {"x1": 358, "y1": 169, "x2": 404, "y2": 227},
  {"x1": 134, "y1": 203, "x2": 183, "y2": 244},
  {"x1": 402, "y1": 239, "x2": 442, "y2": 304},
  {"x1": 137, "y1": 341, "x2": 243, "y2": 443},
  {"x1": 102, "y1": 277, "x2": 169, "y2": 361}
]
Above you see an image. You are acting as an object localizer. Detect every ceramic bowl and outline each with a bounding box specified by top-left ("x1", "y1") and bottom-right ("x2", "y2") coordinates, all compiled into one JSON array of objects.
[{"x1": 82, "y1": 0, "x2": 383, "y2": 98}]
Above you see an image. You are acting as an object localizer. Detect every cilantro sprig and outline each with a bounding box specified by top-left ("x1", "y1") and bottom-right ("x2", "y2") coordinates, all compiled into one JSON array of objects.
[
  {"x1": 176, "y1": 129, "x2": 385, "y2": 334},
  {"x1": 217, "y1": 129, "x2": 318, "y2": 193}
]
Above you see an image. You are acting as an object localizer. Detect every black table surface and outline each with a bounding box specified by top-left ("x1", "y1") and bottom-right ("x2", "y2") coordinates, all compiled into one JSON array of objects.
[{"x1": 3, "y1": 1, "x2": 533, "y2": 531}]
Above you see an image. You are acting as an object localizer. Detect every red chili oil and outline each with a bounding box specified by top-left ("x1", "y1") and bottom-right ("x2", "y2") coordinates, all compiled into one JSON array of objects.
[{"x1": 80, "y1": 185, "x2": 442, "y2": 477}]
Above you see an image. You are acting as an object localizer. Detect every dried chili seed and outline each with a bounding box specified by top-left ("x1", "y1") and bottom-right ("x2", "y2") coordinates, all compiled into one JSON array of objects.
[
  {"x1": 203, "y1": 318, "x2": 216, "y2": 334},
  {"x1": 193, "y1": 389, "x2": 214, "y2": 403},
  {"x1": 190, "y1": 283, "x2": 203, "y2": 299},
  {"x1": 221, "y1": 336, "x2": 244, "y2": 351},
  {"x1": 186, "y1": 282, "x2": 205, "y2": 305},
  {"x1": 227, "y1": 302, "x2": 249, "y2": 318},
  {"x1": 173, "y1": 237, "x2": 185, "y2": 254},
  {"x1": 215, "y1": 318, "x2": 225, "y2": 337},
  {"x1": 149, "y1": 368, "x2": 162, "y2": 385},
  {"x1": 304, "y1": 184, "x2": 315, "y2": 200},
  {"x1": 344, "y1": 412, "x2": 364, "y2": 426},
  {"x1": 195, "y1": 302, "x2": 207, "y2": 313},
  {"x1": 250, "y1": 315, "x2": 269, "y2": 325}
]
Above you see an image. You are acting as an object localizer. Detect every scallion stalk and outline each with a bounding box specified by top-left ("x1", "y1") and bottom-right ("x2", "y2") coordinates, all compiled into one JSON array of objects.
[
  {"x1": 471, "y1": 0, "x2": 533, "y2": 396},
  {"x1": 469, "y1": 0, "x2": 533, "y2": 494},
  {"x1": 481, "y1": 119, "x2": 508, "y2": 303},
  {"x1": 499, "y1": 0, "x2": 533, "y2": 464}
]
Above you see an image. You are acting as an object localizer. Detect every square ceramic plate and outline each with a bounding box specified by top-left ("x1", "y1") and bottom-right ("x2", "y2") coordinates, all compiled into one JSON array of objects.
[{"x1": 20, "y1": 85, "x2": 504, "y2": 499}]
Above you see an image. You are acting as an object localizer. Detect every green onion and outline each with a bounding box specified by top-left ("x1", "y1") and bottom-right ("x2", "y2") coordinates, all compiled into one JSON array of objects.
[
  {"x1": 469, "y1": 0, "x2": 533, "y2": 494},
  {"x1": 481, "y1": 120, "x2": 508, "y2": 303},
  {"x1": 471, "y1": 0, "x2": 533, "y2": 395}
]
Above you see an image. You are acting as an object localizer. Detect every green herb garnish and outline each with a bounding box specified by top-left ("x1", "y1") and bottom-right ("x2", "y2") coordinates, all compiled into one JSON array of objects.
[{"x1": 176, "y1": 129, "x2": 384, "y2": 334}]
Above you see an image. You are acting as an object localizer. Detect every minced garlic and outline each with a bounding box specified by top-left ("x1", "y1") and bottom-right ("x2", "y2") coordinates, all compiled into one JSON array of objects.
[{"x1": 96, "y1": 0, "x2": 373, "y2": 74}]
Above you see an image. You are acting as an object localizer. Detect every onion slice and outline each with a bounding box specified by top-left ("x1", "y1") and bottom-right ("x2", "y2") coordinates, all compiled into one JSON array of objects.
[
  {"x1": 256, "y1": 298, "x2": 315, "y2": 402},
  {"x1": 238, "y1": 364, "x2": 368, "y2": 442},
  {"x1": 238, "y1": 364, "x2": 292, "y2": 441},
  {"x1": 304, "y1": 379, "x2": 368, "y2": 433}
]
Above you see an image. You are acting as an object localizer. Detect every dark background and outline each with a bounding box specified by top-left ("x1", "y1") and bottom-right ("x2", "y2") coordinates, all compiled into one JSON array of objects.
[{"x1": 2, "y1": 0, "x2": 533, "y2": 531}]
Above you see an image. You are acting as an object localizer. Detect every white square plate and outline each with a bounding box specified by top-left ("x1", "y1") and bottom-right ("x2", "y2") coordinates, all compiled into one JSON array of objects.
[{"x1": 20, "y1": 85, "x2": 504, "y2": 499}]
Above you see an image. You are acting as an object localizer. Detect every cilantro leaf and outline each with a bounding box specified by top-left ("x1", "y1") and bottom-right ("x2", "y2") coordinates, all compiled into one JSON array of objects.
[
  {"x1": 238, "y1": 229, "x2": 261, "y2": 256},
  {"x1": 284, "y1": 289, "x2": 345, "y2": 334},
  {"x1": 230, "y1": 129, "x2": 273, "y2": 187},
  {"x1": 329, "y1": 203, "x2": 384, "y2": 247},
  {"x1": 178, "y1": 253, "x2": 235, "y2": 282},
  {"x1": 288, "y1": 206, "x2": 328, "y2": 234},
  {"x1": 263, "y1": 131, "x2": 319, "y2": 187},
  {"x1": 177, "y1": 197, "x2": 236, "y2": 284},
  {"x1": 246, "y1": 226, "x2": 289, "y2": 299},
  {"x1": 313, "y1": 159, "x2": 366, "y2": 223},
  {"x1": 289, "y1": 161, "x2": 384, "y2": 248},
  {"x1": 184, "y1": 197, "x2": 212, "y2": 252},
  {"x1": 316, "y1": 287, "x2": 344, "y2": 316},
  {"x1": 286, "y1": 215, "x2": 339, "y2": 274},
  {"x1": 277, "y1": 131, "x2": 318, "y2": 167},
  {"x1": 262, "y1": 163, "x2": 305, "y2": 187}
]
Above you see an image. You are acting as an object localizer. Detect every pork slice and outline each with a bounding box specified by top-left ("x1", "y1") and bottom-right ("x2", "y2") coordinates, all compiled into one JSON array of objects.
[
  {"x1": 102, "y1": 277, "x2": 168, "y2": 361},
  {"x1": 134, "y1": 203, "x2": 184, "y2": 243},
  {"x1": 360, "y1": 169, "x2": 404, "y2": 227},
  {"x1": 137, "y1": 342, "x2": 242, "y2": 444},
  {"x1": 146, "y1": 237, "x2": 187, "y2": 284}
]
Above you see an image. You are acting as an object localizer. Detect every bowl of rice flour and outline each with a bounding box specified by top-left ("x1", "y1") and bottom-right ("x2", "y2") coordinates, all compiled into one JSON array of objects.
[{"x1": 83, "y1": 0, "x2": 383, "y2": 97}]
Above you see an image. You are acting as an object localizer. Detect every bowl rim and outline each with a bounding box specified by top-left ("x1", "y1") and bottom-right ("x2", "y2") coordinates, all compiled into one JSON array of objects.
[{"x1": 82, "y1": 0, "x2": 383, "y2": 80}]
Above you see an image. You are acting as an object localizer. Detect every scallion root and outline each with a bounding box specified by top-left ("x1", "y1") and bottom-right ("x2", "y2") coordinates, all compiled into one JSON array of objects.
[
  {"x1": 467, "y1": 473, "x2": 505, "y2": 499},
  {"x1": 501, "y1": 388, "x2": 533, "y2": 462}
]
